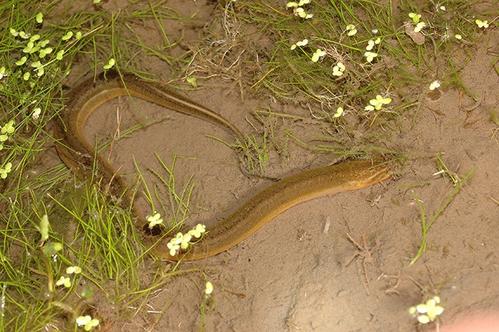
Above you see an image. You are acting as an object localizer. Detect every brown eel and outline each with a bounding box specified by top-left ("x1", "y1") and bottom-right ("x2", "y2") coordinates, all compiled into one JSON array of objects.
[{"x1": 55, "y1": 72, "x2": 392, "y2": 261}]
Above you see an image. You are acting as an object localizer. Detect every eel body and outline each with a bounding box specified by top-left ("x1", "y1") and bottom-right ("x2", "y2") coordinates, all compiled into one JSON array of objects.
[
  {"x1": 163, "y1": 159, "x2": 390, "y2": 261},
  {"x1": 56, "y1": 72, "x2": 391, "y2": 261}
]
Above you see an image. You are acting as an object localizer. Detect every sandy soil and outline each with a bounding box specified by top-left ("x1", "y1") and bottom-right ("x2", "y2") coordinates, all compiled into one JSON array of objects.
[{"x1": 55, "y1": 1, "x2": 499, "y2": 331}]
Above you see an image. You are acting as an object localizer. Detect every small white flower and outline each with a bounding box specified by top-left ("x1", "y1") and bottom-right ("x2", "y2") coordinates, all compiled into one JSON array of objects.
[
  {"x1": 32, "y1": 107, "x2": 41, "y2": 120},
  {"x1": 287, "y1": 0, "x2": 310, "y2": 8},
  {"x1": 366, "y1": 39, "x2": 376, "y2": 51},
  {"x1": 31, "y1": 61, "x2": 42, "y2": 69},
  {"x1": 30, "y1": 34, "x2": 41, "y2": 42},
  {"x1": 296, "y1": 39, "x2": 308, "y2": 47},
  {"x1": 408, "y1": 12, "x2": 421, "y2": 24},
  {"x1": 146, "y1": 212, "x2": 163, "y2": 229},
  {"x1": 364, "y1": 51, "x2": 378, "y2": 63},
  {"x1": 35, "y1": 67, "x2": 45, "y2": 77},
  {"x1": 2, "y1": 120, "x2": 15, "y2": 135},
  {"x1": 429, "y1": 80, "x2": 441, "y2": 91},
  {"x1": 56, "y1": 50, "x2": 65, "y2": 61},
  {"x1": 39, "y1": 47, "x2": 53, "y2": 58},
  {"x1": 366, "y1": 39, "x2": 375, "y2": 51},
  {"x1": 454, "y1": 34, "x2": 462, "y2": 40},
  {"x1": 167, "y1": 232, "x2": 185, "y2": 256},
  {"x1": 66, "y1": 266, "x2": 82, "y2": 274},
  {"x1": 293, "y1": 7, "x2": 313, "y2": 19},
  {"x1": 15, "y1": 56, "x2": 27, "y2": 66},
  {"x1": 333, "y1": 107, "x2": 344, "y2": 118},
  {"x1": 55, "y1": 276, "x2": 72, "y2": 288},
  {"x1": 417, "y1": 315, "x2": 431, "y2": 324},
  {"x1": 76, "y1": 316, "x2": 92, "y2": 326},
  {"x1": 409, "y1": 296, "x2": 444, "y2": 324},
  {"x1": 332, "y1": 67, "x2": 342, "y2": 76},
  {"x1": 186, "y1": 76, "x2": 197, "y2": 87},
  {"x1": 345, "y1": 24, "x2": 357, "y2": 36},
  {"x1": 18, "y1": 31, "x2": 30, "y2": 39},
  {"x1": 35, "y1": 12, "x2": 43, "y2": 24},
  {"x1": 61, "y1": 31, "x2": 73, "y2": 41},
  {"x1": 371, "y1": 28, "x2": 379, "y2": 34},
  {"x1": 311, "y1": 48, "x2": 326, "y2": 62},
  {"x1": 0, "y1": 67, "x2": 7, "y2": 80},
  {"x1": 475, "y1": 19, "x2": 489, "y2": 29},
  {"x1": 439, "y1": 5, "x2": 446, "y2": 11},
  {"x1": 414, "y1": 22, "x2": 426, "y2": 33},
  {"x1": 188, "y1": 224, "x2": 206, "y2": 238},
  {"x1": 76, "y1": 315, "x2": 100, "y2": 331},
  {"x1": 38, "y1": 39, "x2": 50, "y2": 48},
  {"x1": 172, "y1": 232, "x2": 183, "y2": 244},
  {"x1": 103, "y1": 58, "x2": 115, "y2": 70},
  {"x1": 365, "y1": 95, "x2": 392, "y2": 111},
  {"x1": 290, "y1": 38, "x2": 308, "y2": 50},
  {"x1": 332, "y1": 62, "x2": 345, "y2": 76},
  {"x1": 167, "y1": 239, "x2": 180, "y2": 256},
  {"x1": 180, "y1": 233, "x2": 192, "y2": 250},
  {"x1": 0, "y1": 162, "x2": 12, "y2": 179},
  {"x1": 205, "y1": 281, "x2": 214, "y2": 295},
  {"x1": 23, "y1": 41, "x2": 39, "y2": 54}
]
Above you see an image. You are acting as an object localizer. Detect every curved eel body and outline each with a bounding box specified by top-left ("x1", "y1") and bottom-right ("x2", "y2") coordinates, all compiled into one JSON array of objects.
[
  {"x1": 56, "y1": 72, "x2": 392, "y2": 262},
  {"x1": 55, "y1": 72, "x2": 244, "y2": 189},
  {"x1": 164, "y1": 159, "x2": 390, "y2": 261}
]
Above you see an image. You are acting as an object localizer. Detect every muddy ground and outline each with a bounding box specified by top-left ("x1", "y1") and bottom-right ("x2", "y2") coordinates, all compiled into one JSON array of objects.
[{"x1": 54, "y1": 0, "x2": 499, "y2": 331}]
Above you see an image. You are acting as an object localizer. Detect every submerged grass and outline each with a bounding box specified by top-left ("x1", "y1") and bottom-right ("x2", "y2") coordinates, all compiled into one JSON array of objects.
[
  {"x1": 410, "y1": 156, "x2": 474, "y2": 265},
  {"x1": 182, "y1": 0, "x2": 492, "y2": 168},
  {"x1": 0, "y1": 0, "x2": 193, "y2": 330},
  {"x1": 193, "y1": 0, "x2": 490, "y2": 128},
  {"x1": 244, "y1": 0, "x2": 482, "y2": 103}
]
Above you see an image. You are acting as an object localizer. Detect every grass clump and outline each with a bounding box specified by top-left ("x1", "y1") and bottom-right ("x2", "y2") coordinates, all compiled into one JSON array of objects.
[
  {"x1": 410, "y1": 155, "x2": 474, "y2": 265},
  {"x1": 190, "y1": 0, "x2": 491, "y2": 121},
  {"x1": 0, "y1": 1, "x2": 194, "y2": 329}
]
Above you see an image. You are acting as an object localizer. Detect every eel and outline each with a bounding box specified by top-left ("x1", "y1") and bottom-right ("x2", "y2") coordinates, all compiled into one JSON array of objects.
[{"x1": 55, "y1": 72, "x2": 392, "y2": 261}]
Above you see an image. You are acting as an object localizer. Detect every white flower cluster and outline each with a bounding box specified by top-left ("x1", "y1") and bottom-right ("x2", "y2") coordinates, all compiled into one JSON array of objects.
[
  {"x1": 55, "y1": 265, "x2": 82, "y2": 288},
  {"x1": 332, "y1": 62, "x2": 345, "y2": 77},
  {"x1": 408, "y1": 13, "x2": 426, "y2": 33},
  {"x1": 76, "y1": 315, "x2": 100, "y2": 331},
  {"x1": 146, "y1": 212, "x2": 163, "y2": 229},
  {"x1": 290, "y1": 38, "x2": 308, "y2": 50},
  {"x1": 286, "y1": 0, "x2": 313, "y2": 20},
  {"x1": 345, "y1": 24, "x2": 357, "y2": 36},
  {"x1": 364, "y1": 95, "x2": 392, "y2": 112},
  {"x1": 363, "y1": 35, "x2": 381, "y2": 63},
  {"x1": 0, "y1": 120, "x2": 15, "y2": 151},
  {"x1": 0, "y1": 120, "x2": 16, "y2": 180},
  {"x1": 8, "y1": 13, "x2": 83, "y2": 84},
  {"x1": 166, "y1": 224, "x2": 206, "y2": 256},
  {"x1": 409, "y1": 296, "x2": 444, "y2": 324}
]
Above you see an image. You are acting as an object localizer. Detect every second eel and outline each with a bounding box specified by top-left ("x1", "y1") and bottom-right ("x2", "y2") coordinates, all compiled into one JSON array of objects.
[{"x1": 55, "y1": 72, "x2": 392, "y2": 261}]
